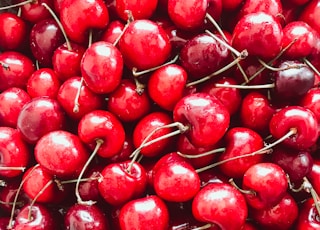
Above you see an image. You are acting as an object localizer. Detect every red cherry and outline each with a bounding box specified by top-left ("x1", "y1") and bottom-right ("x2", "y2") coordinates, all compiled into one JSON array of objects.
[
  {"x1": 299, "y1": 88, "x2": 320, "y2": 124},
  {"x1": 115, "y1": 0, "x2": 158, "y2": 20},
  {"x1": 60, "y1": 0, "x2": 109, "y2": 44},
  {"x1": 295, "y1": 198, "x2": 320, "y2": 229},
  {"x1": 119, "y1": 19, "x2": 171, "y2": 70},
  {"x1": 192, "y1": 182, "x2": 248, "y2": 230},
  {"x1": 237, "y1": 0, "x2": 283, "y2": 19},
  {"x1": 17, "y1": 97, "x2": 66, "y2": 144},
  {"x1": 34, "y1": 130, "x2": 90, "y2": 178},
  {"x1": 19, "y1": 0, "x2": 54, "y2": 23},
  {"x1": 78, "y1": 110, "x2": 126, "y2": 158},
  {"x1": 26, "y1": 68, "x2": 61, "y2": 99},
  {"x1": 173, "y1": 93, "x2": 230, "y2": 147},
  {"x1": 0, "y1": 87, "x2": 31, "y2": 128},
  {"x1": 81, "y1": 41, "x2": 123, "y2": 94},
  {"x1": 269, "y1": 106, "x2": 318, "y2": 150},
  {"x1": 242, "y1": 162, "x2": 288, "y2": 210},
  {"x1": 221, "y1": 0, "x2": 243, "y2": 11},
  {"x1": 119, "y1": 195, "x2": 169, "y2": 230},
  {"x1": 299, "y1": 0, "x2": 320, "y2": 35},
  {"x1": 100, "y1": 20, "x2": 125, "y2": 44}
]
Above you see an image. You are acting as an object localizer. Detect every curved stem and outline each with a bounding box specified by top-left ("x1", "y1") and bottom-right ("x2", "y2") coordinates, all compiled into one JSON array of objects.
[
  {"x1": 113, "y1": 10, "x2": 134, "y2": 47},
  {"x1": 303, "y1": 177, "x2": 320, "y2": 217},
  {"x1": 214, "y1": 83, "x2": 275, "y2": 89},
  {"x1": 0, "y1": 0, "x2": 34, "y2": 10},
  {"x1": 258, "y1": 59, "x2": 306, "y2": 72},
  {"x1": 176, "y1": 147, "x2": 226, "y2": 159},
  {"x1": 75, "y1": 139, "x2": 103, "y2": 205},
  {"x1": 229, "y1": 178, "x2": 256, "y2": 196},
  {"x1": 73, "y1": 77, "x2": 84, "y2": 113}
]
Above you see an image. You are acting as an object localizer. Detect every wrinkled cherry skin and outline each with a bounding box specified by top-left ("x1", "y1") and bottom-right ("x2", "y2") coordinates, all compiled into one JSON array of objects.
[
  {"x1": 115, "y1": 0, "x2": 158, "y2": 20},
  {"x1": 78, "y1": 110, "x2": 126, "y2": 158},
  {"x1": 34, "y1": 130, "x2": 89, "y2": 179},
  {"x1": 119, "y1": 195, "x2": 170, "y2": 230},
  {"x1": 173, "y1": 93, "x2": 230, "y2": 147},
  {"x1": 0, "y1": 12, "x2": 28, "y2": 51},
  {"x1": 119, "y1": 19, "x2": 172, "y2": 70},
  {"x1": 192, "y1": 182, "x2": 248, "y2": 230},
  {"x1": 0, "y1": 127, "x2": 30, "y2": 178},
  {"x1": 81, "y1": 41, "x2": 123, "y2": 94},
  {"x1": 232, "y1": 12, "x2": 283, "y2": 60},
  {"x1": 64, "y1": 204, "x2": 110, "y2": 230},
  {"x1": 295, "y1": 198, "x2": 320, "y2": 229},
  {"x1": 60, "y1": 0, "x2": 109, "y2": 44},
  {"x1": 168, "y1": 0, "x2": 207, "y2": 31},
  {"x1": 269, "y1": 106, "x2": 319, "y2": 150},
  {"x1": 107, "y1": 79, "x2": 152, "y2": 122},
  {"x1": 0, "y1": 51, "x2": 35, "y2": 91},
  {"x1": 0, "y1": 87, "x2": 31, "y2": 128}
]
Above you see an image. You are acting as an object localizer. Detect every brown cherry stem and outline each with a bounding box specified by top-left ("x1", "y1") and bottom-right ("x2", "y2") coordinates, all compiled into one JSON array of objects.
[
  {"x1": 196, "y1": 128, "x2": 297, "y2": 173},
  {"x1": 258, "y1": 58, "x2": 306, "y2": 71},
  {"x1": 113, "y1": 10, "x2": 134, "y2": 47},
  {"x1": 133, "y1": 77, "x2": 145, "y2": 95},
  {"x1": 88, "y1": 29, "x2": 93, "y2": 48},
  {"x1": 302, "y1": 177, "x2": 320, "y2": 217},
  {"x1": 41, "y1": 2, "x2": 72, "y2": 51},
  {"x1": 214, "y1": 83, "x2": 275, "y2": 89},
  {"x1": 0, "y1": 61, "x2": 10, "y2": 70},
  {"x1": 0, "y1": 166, "x2": 25, "y2": 171},
  {"x1": 132, "y1": 54, "x2": 179, "y2": 77},
  {"x1": 0, "y1": 0, "x2": 34, "y2": 10},
  {"x1": 73, "y1": 77, "x2": 84, "y2": 113},
  {"x1": 303, "y1": 58, "x2": 320, "y2": 76},
  {"x1": 229, "y1": 178, "x2": 256, "y2": 196},
  {"x1": 176, "y1": 147, "x2": 226, "y2": 159},
  {"x1": 192, "y1": 223, "x2": 213, "y2": 230},
  {"x1": 75, "y1": 139, "x2": 104, "y2": 205}
]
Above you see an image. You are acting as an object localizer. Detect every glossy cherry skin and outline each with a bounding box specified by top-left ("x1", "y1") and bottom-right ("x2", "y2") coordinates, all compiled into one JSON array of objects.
[
  {"x1": 0, "y1": 87, "x2": 31, "y2": 128},
  {"x1": 299, "y1": 88, "x2": 320, "y2": 124},
  {"x1": 307, "y1": 159, "x2": 320, "y2": 195},
  {"x1": 119, "y1": 19, "x2": 171, "y2": 70},
  {"x1": 0, "y1": 12, "x2": 28, "y2": 51},
  {"x1": 153, "y1": 158, "x2": 200, "y2": 202},
  {"x1": 78, "y1": 110, "x2": 125, "y2": 158},
  {"x1": 179, "y1": 33, "x2": 231, "y2": 80},
  {"x1": 107, "y1": 79, "x2": 152, "y2": 122},
  {"x1": 218, "y1": 127, "x2": 265, "y2": 178},
  {"x1": 299, "y1": 0, "x2": 320, "y2": 35},
  {"x1": 100, "y1": 20, "x2": 125, "y2": 44},
  {"x1": 60, "y1": 0, "x2": 109, "y2": 44},
  {"x1": 251, "y1": 193, "x2": 298, "y2": 230},
  {"x1": 13, "y1": 203, "x2": 57, "y2": 230},
  {"x1": 52, "y1": 42, "x2": 86, "y2": 82},
  {"x1": 57, "y1": 76, "x2": 104, "y2": 121},
  {"x1": 295, "y1": 198, "x2": 320, "y2": 229},
  {"x1": 148, "y1": 64, "x2": 188, "y2": 111},
  {"x1": 30, "y1": 18, "x2": 65, "y2": 67},
  {"x1": 173, "y1": 93, "x2": 230, "y2": 147},
  {"x1": 19, "y1": 0, "x2": 54, "y2": 23},
  {"x1": 119, "y1": 195, "x2": 169, "y2": 230},
  {"x1": 34, "y1": 130, "x2": 89, "y2": 179},
  {"x1": 192, "y1": 182, "x2": 248, "y2": 230},
  {"x1": 81, "y1": 41, "x2": 123, "y2": 94},
  {"x1": 26, "y1": 68, "x2": 61, "y2": 99},
  {"x1": 64, "y1": 204, "x2": 109, "y2": 230},
  {"x1": 237, "y1": 0, "x2": 283, "y2": 19},
  {"x1": 17, "y1": 97, "x2": 66, "y2": 144},
  {"x1": 0, "y1": 127, "x2": 30, "y2": 178},
  {"x1": 0, "y1": 51, "x2": 35, "y2": 91},
  {"x1": 232, "y1": 12, "x2": 283, "y2": 60},
  {"x1": 269, "y1": 106, "x2": 319, "y2": 150},
  {"x1": 98, "y1": 161, "x2": 147, "y2": 206},
  {"x1": 242, "y1": 162, "x2": 288, "y2": 210},
  {"x1": 115, "y1": 0, "x2": 158, "y2": 20}
]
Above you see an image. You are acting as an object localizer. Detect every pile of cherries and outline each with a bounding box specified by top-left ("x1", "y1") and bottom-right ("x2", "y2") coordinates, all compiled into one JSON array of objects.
[{"x1": 0, "y1": 0, "x2": 320, "y2": 229}]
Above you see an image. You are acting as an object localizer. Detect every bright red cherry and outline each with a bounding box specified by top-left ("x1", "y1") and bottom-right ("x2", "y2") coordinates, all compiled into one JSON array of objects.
[
  {"x1": 295, "y1": 198, "x2": 320, "y2": 229},
  {"x1": 19, "y1": 0, "x2": 54, "y2": 23},
  {"x1": 299, "y1": 0, "x2": 320, "y2": 35},
  {"x1": 115, "y1": 0, "x2": 158, "y2": 20},
  {"x1": 299, "y1": 88, "x2": 320, "y2": 124},
  {"x1": 237, "y1": 0, "x2": 283, "y2": 19},
  {"x1": 100, "y1": 20, "x2": 124, "y2": 44}
]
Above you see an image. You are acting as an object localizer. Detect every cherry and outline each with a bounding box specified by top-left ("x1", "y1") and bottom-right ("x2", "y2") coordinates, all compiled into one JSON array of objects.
[
  {"x1": 26, "y1": 68, "x2": 61, "y2": 99},
  {"x1": 192, "y1": 182, "x2": 248, "y2": 230},
  {"x1": 0, "y1": 87, "x2": 31, "y2": 128},
  {"x1": 269, "y1": 105, "x2": 318, "y2": 150},
  {"x1": 114, "y1": 0, "x2": 158, "y2": 20},
  {"x1": 81, "y1": 41, "x2": 123, "y2": 94},
  {"x1": 118, "y1": 19, "x2": 171, "y2": 70},
  {"x1": 299, "y1": 0, "x2": 320, "y2": 35},
  {"x1": 295, "y1": 198, "x2": 320, "y2": 229},
  {"x1": 221, "y1": 0, "x2": 243, "y2": 11},
  {"x1": 64, "y1": 204, "x2": 109, "y2": 230},
  {"x1": 179, "y1": 33, "x2": 231, "y2": 80},
  {"x1": 218, "y1": 127, "x2": 265, "y2": 178},
  {"x1": 60, "y1": 0, "x2": 109, "y2": 44},
  {"x1": 242, "y1": 162, "x2": 288, "y2": 210},
  {"x1": 307, "y1": 159, "x2": 320, "y2": 195},
  {"x1": 100, "y1": 20, "x2": 125, "y2": 45},
  {"x1": 250, "y1": 192, "x2": 299, "y2": 230},
  {"x1": 19, "y1": 0, "x2": 54, "y2": 23},
  {"x1": 29, "y1": 18, "x2": 65, "y2": 67},
  {"x1": 147, "y1": 64, "x2": 188, "y2": 111},
  {"x1": 77, "y1": 110, "x2": 126, "y2": 158},
  {"x1": 206, "y1": 0, "x2": 223, "y2": 22},
  {"x1": 237, "y1": 0, "x2": 283, "y2": 19},
  {"x1": 118, "y1": 195, "x2": 169, "y2": 230},
  {"x1": 0, "y1": 51, "x2": 35, "y2": 92},
  {"x1": 0, "y1": 12, "x2": 28, "y2": 51},
  {"x1": 173, "y1": 92, "x2": 230, "y2": 147},
  {"x1": 17, "y1": 97, "x2": 66, "y2": 144},
  {"x1": 107, "y1": 79, "x2": 152, "y2": 122},
  {"x1": 299, "y1": 87, "x2": 320, "y2": 124},
  {"x1": 34, "y1": 130, "x2": 89, "y2": 179},
  {"x1": 0, "y1": 127, "x2": 30, "y2": 178},
  {"x1": 232, "y1": 12, "x2": 283, "y2": 60}
]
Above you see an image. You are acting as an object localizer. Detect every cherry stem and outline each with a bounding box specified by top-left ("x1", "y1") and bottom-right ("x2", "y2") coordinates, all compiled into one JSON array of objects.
[
  {"x1": 75, "y1": 139, "x2": 104, "y2": 206},
  {"x1": 27, "y1": 180, "x2": 54, "y2": 221},
  {"x1": 73, "y1": 77, "x2": 84, "y2": 113},
  {"x1": 132, "y1": 54, "x2": 179, "y2": 77},
  {"x1": 302, "y1": 177, "x2": 320, "y2": 217},
  {"x1": 0, "y1": 61, "x2": 10, "y2": 70},
  {"x1": 35, "y1": 60, "x2": 39, "y2": 70},
  {"x1": 88, "y1": 29, "x2": 93, "y2": 48},
  {"x1": 60, "y1": 174, "x2": 102, "y2": 185},
  {"x1": 127, "y1": 122, "x2": 189, "y2": 173},
  {"x1": 196, "y1": 128, "x2": 297, "y2": 173},
  {"x1": 0, "y1": 166, "x2": 25, "y2": 171},
  {"x1": 41, "y1": 3, "x2": 72, "y2": 51},
  {"x1": 258, "y1": 58, "x2": 306, "y2": 72},
  {"x1": 214, "y1": 83, "x2": 275, "y2": 89},
  {"x1": 113, "y1": 10, "x2": 134, "y2": 47},
  {"x1": 7, "y1": 164, "x2": 40, "y2": 229},
  {"x1": 192, "y1": 223, "x2": 213, "y2": 230},
  {"x1": 176, "y1": 147, "x2": 226, "y2": 159},
  {"x1": 229, "y1": 178, "x2": 256, "y2": 196},
  {"x1": 0, "y1": 0, "x2": 34, "y2": 10},
  {"x1": 303, "y1": 58, "x2": 320, "y2": 76},
  {"x1": 17, "y1": 6, "x2": 22, "y2": 17},
  {"x1": 133, "y1": 77, "x2": 145, "y2": 95}
]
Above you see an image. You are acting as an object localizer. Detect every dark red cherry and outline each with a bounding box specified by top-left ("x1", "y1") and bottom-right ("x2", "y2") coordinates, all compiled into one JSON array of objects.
[
  {"x1": 299, "y1": 0, "x2": 320, "y2": 35},
  {"x1": 295, "y1": 198, "x2": 320, "y2": 229},
  {"x1": 299, "y1": 88, "x2": 320, "y2": 124},
  {"x1": 19, "y1": 0, "x2": 54, "y2": 23},
  {"x1": 237, "y1": 0, "x2": 283, "y2": 19},
  {"x1": 115, "y1": 0, "x2": 158, "y2": 20}
]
